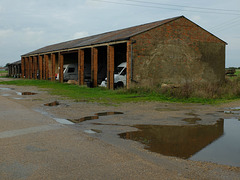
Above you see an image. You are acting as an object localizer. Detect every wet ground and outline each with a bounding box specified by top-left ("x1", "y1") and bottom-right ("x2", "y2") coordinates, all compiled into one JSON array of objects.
[{"x1": 0, "y1": 81, "x2": 240, "y2": 179}]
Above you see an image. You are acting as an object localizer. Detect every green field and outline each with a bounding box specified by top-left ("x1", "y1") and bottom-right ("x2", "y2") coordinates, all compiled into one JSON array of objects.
[
  {"x1": 1, "y1": 79, "x2": 239, "y2": 104},
  {"x1": 0, "y1": 71, "x2": 8, "y2": 78},
  {"x1": 236, "y1": 69, "x2": 240, "y2": 76}
]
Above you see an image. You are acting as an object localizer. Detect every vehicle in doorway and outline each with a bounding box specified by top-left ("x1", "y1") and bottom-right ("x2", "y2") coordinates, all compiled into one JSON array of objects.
[
  {"x1": 56, "y1": 64, "x2": 78, "y2": 81},
  {"x1": 100, "y1": 62, "x2": 126, "y2": 88},
  {"x1": 56, "y1": 64, "x2": 91, "y2": 82}
]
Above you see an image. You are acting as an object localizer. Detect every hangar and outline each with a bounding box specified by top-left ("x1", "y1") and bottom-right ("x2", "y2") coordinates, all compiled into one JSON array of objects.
[{"x1": 21, "y1": 16, "x2": 226, "y2": 89}]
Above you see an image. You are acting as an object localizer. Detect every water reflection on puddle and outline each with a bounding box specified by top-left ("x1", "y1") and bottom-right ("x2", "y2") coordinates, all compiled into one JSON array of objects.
[
  {"x1": 119, "y1": 119, "x2": 240, "y2": 167},
  {"x1": 190, "y1": 118, "x2": 240, "y2": 167},
  {"x1": 44, "y1": 101, "x2": 60, "y2": 106},
  {"x1": 21, "y1": 92, "x2": 37, "y2": 95},
  {"x1": 12, "y1": 97, "x2": 25, "y2": 100},
  {"x1": 0, "y1": 87, "x2": 14, "y2": 91},
  {"x1": 1, "y1": 94, "x2": 11, "y2": 97},
  {"x1": 84, "y1": 129, "x2": 102, "y2": 134},
  {"x1": 68, "y1": 116, "x2": 99, "y2": 123},
  {"x1": 95, "y1": 112, "x2": 123, "y2": 116},
  {"x1": 53, "y1": 118, "x2": 74, "y2": 125}
]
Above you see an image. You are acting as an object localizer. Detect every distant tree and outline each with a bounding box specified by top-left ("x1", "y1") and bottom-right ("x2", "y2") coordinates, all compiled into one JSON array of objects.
[{"x1": 5, "y1": 63, "x2": 10, "y2": 68}]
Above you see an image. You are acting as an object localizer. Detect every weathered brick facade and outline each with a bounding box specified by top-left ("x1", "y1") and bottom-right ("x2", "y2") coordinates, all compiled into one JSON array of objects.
[{"x1": 130, "y1": 16, "x2": 226, "y2": 87}]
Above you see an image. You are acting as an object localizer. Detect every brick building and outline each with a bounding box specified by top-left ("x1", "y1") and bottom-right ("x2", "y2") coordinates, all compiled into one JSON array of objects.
[{"x1": 21, "y1": 16, "x2": 227, "y2": 89}]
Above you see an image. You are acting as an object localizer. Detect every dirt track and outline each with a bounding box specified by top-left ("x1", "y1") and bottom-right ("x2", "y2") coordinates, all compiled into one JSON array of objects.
[{"x1": 0, "y1": 79, "x2": 240, "y2": 179}]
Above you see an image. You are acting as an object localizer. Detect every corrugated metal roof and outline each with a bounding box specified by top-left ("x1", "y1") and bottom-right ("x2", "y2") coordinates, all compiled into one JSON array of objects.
[{"x1": 22, "y1": 16, "x2": 182, "y2": 56}]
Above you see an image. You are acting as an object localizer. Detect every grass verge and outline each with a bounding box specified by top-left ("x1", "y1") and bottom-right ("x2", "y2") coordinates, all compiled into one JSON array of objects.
[{"x1": 0, "y1": 79, "x2": 239, "y2": 104}]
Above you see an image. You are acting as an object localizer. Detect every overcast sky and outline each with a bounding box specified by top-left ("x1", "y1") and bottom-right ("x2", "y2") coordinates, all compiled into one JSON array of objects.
[{"x1": 0, "y1": 0, "x2": 239, "y2": 67}]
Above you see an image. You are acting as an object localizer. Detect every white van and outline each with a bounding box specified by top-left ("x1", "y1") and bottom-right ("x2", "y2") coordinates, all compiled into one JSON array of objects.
[
  {"x1": 63, "y1": 64, "x2": 78, "y2": 81},
  {"x1": 100, "y1": 62, "x2": 126, "y2": 88},
  {"x1": 56, "y1": 64, "x2": 91, "y2": 82}
]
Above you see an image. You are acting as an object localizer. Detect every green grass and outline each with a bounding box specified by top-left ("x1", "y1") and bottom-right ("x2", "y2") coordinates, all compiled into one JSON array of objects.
[
  {"x1": 0, "y1": 71, "x2": 8, "y2": 78},
  {"x1": 0, "y1": 79, "x2": 238, "y2": 104},
  {"x1": 236, "y1": 69, "x2": 240, "y2": 76}
]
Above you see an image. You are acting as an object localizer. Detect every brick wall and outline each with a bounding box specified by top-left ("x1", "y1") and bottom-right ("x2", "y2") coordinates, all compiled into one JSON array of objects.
[{"x1": 130, "y1": 17, "x2": 226, "y2": 87}]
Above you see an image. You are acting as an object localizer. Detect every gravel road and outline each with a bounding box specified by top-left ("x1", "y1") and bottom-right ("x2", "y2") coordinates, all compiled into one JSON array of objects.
[{"x1": 0, "y1": 81, "x2": 239, "y2": 179}]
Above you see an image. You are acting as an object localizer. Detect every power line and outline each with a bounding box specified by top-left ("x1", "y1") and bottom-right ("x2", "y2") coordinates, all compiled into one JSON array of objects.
[
  {"x1": 91, "y1": 0, "x2": 240, "y2": 15},
  {"x1": 209, "y1": 16, "x2": 240, "y2": 30},
  {"x1": 124, "y1": 0, "x2": 240, "y2": 13},
  {"x1": 213, "y1": 19, "x2": 240, "y2": 33}
]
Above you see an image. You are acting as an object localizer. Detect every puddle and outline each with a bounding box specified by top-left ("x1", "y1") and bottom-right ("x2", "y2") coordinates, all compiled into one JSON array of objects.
[
  {"x1": 0, "y1": 87, "x2": 14, "y2": 91},
  {"x1": 119, "y1": 120, "x2": 224, "y2": 159},
  {"x1": 12, "y1": 97, "x2": 25, "y2": 100},
  {"x1": 21, "y1": 92, "x2": 37, "y2": 95},
  {"x1": 92, "y1": 123, "x2": 128, "y2": 126},
  {"x1": 84, "y1": 129, "x2": 97, "y2": 134},
  {"x1": 95, "y1": 112, "x2": 123, "y2": 116},
  {"x1": 119, "y1": 118, "x2": 240, "y2": 167},
  {"x1": 68, "y1": 116, "x2": 99, "y2": 123},
  {"x1": 16, "y1": 92, "x2": 22, "y2": 96},
  {"x1": 190, "y1": 118, "x2": 240, "y2": 167},
  {"x1": 44, "y1": 101, "x2": 60, "y2": 106},
  {"x1": 224, "y1": 107, "x2": 240, "y2": 115},
  {"x1": 224, "y1": 110, "x2": 240, "y2": 115},
  {"x1": 91, "y1": 129, "x2": 102, "y2": 133},
  {"x1": 1, "y1": 94, "x2": 11, "y2": 96},
  {"x1": 68, "y1": 112, "x2": 124, "y2": 123},
  {"x1": 182, "y1": 118, "x2": 202, "y2": 124},
  {"x1": 84, "y1": 129, "x2": 102, "y2": 134},
  {"x1": 53, "y1": 118, "x2": 74, "y2": 125}
]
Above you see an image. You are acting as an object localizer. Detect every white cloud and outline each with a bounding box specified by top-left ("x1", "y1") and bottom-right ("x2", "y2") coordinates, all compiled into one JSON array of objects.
[
  {"x1": 85, "y1": 0, "x2": 106, "y2": 7},
  {"x1": 0, "y1": 0, "x2": 239, "y2": 67},
  {"x1": 190, "y1": 15, "x2": 201, "y2": 22},
  {"x1": 0, "y1": 29, "x2": 14, "y2": 38}
]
